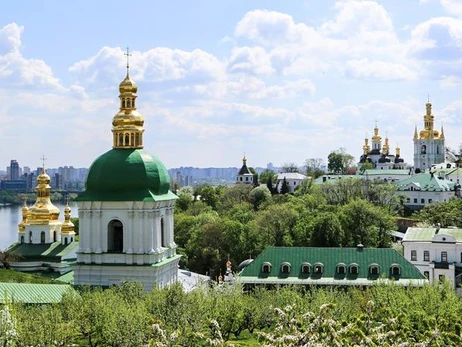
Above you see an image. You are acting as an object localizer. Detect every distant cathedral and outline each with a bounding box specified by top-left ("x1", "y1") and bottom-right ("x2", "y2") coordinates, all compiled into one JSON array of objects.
[
  {"x1": 413, "y1": 101, "x2": 445, "y2": 172},
  {"x1": 359, "y1": 123, "x2": 407, "y2": 170}
]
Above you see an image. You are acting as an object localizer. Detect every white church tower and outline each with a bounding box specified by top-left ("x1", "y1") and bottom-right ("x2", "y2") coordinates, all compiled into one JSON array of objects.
[
  {"x1": 413, "y1": 101, "x2": 445, "y2": 172},
  {"x1": 73, "y1": 52, "x2": 180, "y2": 290}
]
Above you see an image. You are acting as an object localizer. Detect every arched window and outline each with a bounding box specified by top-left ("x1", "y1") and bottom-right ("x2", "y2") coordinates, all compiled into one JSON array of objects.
[
  {"x1": 29, "y1": 231, "x2": 32, "y2": 243},
  {"x1": 369, "y1": 264, "x2": 380, "y2": 275},
  {"x1": 336, "y1": 263, "x2": 347, "y2": 274},
  {"x1": 349, "y1": 263, "x2": 359, "y2": 275},
  {"x1": 301, "y1": 262, "x2": 311, "y2": 274},
  {"x1": 53, "y1": 231, "x2": 56, "y2": 242},
  {"x1": 161, "y1": 217, "x2": 166, "y2": 247},
  {"x1": 119, "y1": 133, "x2": 123, "y2": 146},
  {"x1": 108, "y1": 220, "x2": 124, "y2": 252},
  {"x1": 390, "y1": 264, "x2": 400, "y2": 275},
  {"x1": 40, "y1": 231, "x2": 45, "y2": 244},
  {"x1": 64, "y1": 237, "x2": 68, "y2": 245},
  {"x1": 280, "y1": 262, "x2": 291, "y2": 274},
  {"x1": 71, "y1": 237, "x2": 74, "y2": 243},
  {"x1": 125, "y1": 134, "x2": 129, "y2": 146},
  {"x1": 262, "y1": 262, "x2": 272, "y2": 273},
  {"x1": 126, "y1": 98, "x2": 131, "y2": 107},
  {"x1": 314, "y1": 263, "x2": 324, "y2": 274},
  {"x1": 131, "y1": 133, "x2": 134, "y2": 146},
  {"x1": 20, "y1": 236, "x2": 24, "y2": 244},
  {"x1": 135, "y1": 133, "x2": 140, "y2": 146}
]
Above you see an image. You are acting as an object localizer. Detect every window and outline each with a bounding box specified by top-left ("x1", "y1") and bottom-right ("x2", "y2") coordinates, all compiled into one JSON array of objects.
[
  {"x1": 460, "y1": 252, "x2": 462, "y2": 263},
  {"x1": 108, "y1": 220, "x2": 124, "y2": 252},
  {"x1": 390, "y1": 265, "x2": 400, "y2": 275},
  {"x1": 262, "y1": 262, "x2": 272, "y2": 273},
  {"x1": 421, "y1": 198, "x2": 425, "y2": 204},
  {"x1": 301, "y1": 263, "x2": 311, "y2": 274},
  {"x1": 406, "y1": 198, "x2": 410, "y2": 203},
  {"x1": 413, "y1": 198, "x2": 418, "y2": 203},
  {"x1": 369, "y1": 264, "x2": 380, "y2": 275},
  {"x1": 20, "y1": 236, "x2": 24, "y2": 244},
  {"x1": 428, "y1": 199, "x2": 432, "y2": 203},
  {"x1": 441, "y1": 251, "x2": 448, "y2": 262},
  {"x1": 314, "y1": 263, "x2": 324, "y2": 274},
  {"x1": 424, "y1": 271, "x2": 429, "y2": 279},
  {"x1": 349, "y1": 264, "x2": 359, "y2": 275},
  {"x1": 424, "y1": 251, "x2": 430, "y2": 262},
  {"x1": 411, "y1": 250, "x2": 417, "y2": 261},
  {"x1": 336, "y1": 263, "x2": 346, "y2": 274},
  {"x1": 281, "y1": 262, "x2": 291, "y2": 274},
  {"x1": 439, "y1": 274, "x2": 445, "y2": 282}
]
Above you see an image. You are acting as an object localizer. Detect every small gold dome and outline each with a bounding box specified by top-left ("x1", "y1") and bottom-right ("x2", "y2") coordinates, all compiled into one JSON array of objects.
[{"x1": 119, "y1": 75, "x2": 137, "y2": 94}]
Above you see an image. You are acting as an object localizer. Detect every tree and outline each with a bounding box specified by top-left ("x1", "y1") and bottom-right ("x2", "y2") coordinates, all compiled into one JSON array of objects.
[
  {"x1": 259, "y1": 169, "x2": 276, "y2": 184},
  {"x1": 310, "y1": 213, "x2": 344, "y2": 247},
  {"x1": 304, "y1": 158, "x2": 325, "y2": 178},
  {"x1": 280, "y1": 177, "x2": 290, "y2": 194},
  {"x1": 417, "y1": 198, "x2": 462, "y2": 227},
  {"x1": 327, "y1": 148, "x2": 355, "y2": 174},
  {"x1": 280, "y1": 162, "x2": 299, "y2": 173},
  {"x1": 249, "y1": 186, "x2": 272, "y2": 210}
]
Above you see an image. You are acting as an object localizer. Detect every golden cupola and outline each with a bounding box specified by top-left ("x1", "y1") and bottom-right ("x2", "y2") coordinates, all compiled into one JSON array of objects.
[
  {"x1": 382, "y1": 136, "x2": 390, "y2": 155},
  {"x1": 18, "y1": 198, "x2": 29, "y2": 233},
  {"x1": 396, "y1": 146, "x2": 401, "y2": 157},
  {"x1": 61, "y1": 201, "x2": 75, "y2": 235},
  {"x1": 28, "y1": 166, "x2": 60, "y2": 224},
  {"x1": 372, "y1": 124, "x2": 381, "y2": 142},
  {"x1": 419, "y1": 102, "x2": 439, "y2": 139},
  {"x1": 363, "y1": 138, "x2": 370, "y2": 155},
  {"x1": 112, "y1": 48, "x2": 144, "y2": 149}
]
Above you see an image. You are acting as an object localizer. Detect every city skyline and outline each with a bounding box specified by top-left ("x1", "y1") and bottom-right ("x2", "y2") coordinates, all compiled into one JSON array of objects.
[{"x1": 1, "y1": 1, "x2": 462, "y2": 169}]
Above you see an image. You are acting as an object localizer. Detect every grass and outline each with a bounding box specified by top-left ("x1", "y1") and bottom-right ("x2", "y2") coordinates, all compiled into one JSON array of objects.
[
  {"x1": 227, "y1": 331, "x2": 260, "y2": 346},
  {"x1": 0, "y1": 268, "x2": 64, "y2": 284}
]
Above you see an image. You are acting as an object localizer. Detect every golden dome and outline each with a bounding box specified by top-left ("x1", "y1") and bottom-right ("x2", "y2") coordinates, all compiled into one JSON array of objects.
[
  {"x1": 61, "y1": 202, "x2": 75, "y2": 234},
  {"x1": 28, "y1": 167, "x2": 60, "y2": 224},
  {"x1": 119, "y1": 75, "x2": 137, "y2": 94}
]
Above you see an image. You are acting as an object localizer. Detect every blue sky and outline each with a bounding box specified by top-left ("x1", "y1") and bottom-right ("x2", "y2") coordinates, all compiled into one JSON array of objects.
[{"x1": 1, "y1": 0, "x2": 462, "y2": 169}]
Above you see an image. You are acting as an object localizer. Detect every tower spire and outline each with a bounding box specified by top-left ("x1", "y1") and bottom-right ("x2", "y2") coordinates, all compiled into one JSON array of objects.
[{"x1": 124, "y1": 47, "x2": 131, "y2": 77}]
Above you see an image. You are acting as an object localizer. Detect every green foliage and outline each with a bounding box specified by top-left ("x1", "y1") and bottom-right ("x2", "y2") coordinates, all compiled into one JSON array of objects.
[
  {"x1": 327, "y1": 148, "x2": 354, "y2": 174},
  {"x1": 280, "y1": 177, "x2": 290, "y2": 194},
  {"x1": 249, "y1": 186, "x2": 271, "y2": 210},
  {"x1": 259, "y1": 169, "x2": 276, "y2": 184},
  {"x1": 417, "y1": 198, "x2": 462, "y2": 227},
  {"x1": 5, "y1": 283, "x2": 462, "y2": 346}
]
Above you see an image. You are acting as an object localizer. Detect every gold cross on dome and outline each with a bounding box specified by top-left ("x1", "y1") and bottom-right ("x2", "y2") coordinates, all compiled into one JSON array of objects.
[
  {"x1": 40, "y1": 155, "x2": 47, "y2": 169},
  {"x1": 124, "y1": 47, "x2": 132, "y2": 73}
]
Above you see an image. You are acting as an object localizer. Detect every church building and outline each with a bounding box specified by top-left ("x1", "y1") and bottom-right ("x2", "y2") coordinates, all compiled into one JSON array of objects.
[
  {"x1": 8, "y1": 166, "x2": 77, "y2": 274},
  {"x1": 413, "y1": 101, "x2": 445, "y2": 172},
  {"x1": 358, "y1": 123, "x2": 407, "y2": 170},
  {"x1": 73, "y1": 59, "x2": 180, "y2": 290}
]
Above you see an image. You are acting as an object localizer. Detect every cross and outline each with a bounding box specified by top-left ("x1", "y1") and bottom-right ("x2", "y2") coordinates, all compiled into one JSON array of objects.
[
  {"x1": 40, "y1": 155, "x2": 47, "y2": 170},
  {"x1": 124, "y1": 47, "x2": 132, "y2": 74}
]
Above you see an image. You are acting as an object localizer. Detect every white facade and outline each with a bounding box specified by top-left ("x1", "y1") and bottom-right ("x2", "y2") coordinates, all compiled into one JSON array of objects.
[
  {"x1": 395, "y1": 173, "x2": 456, "y2": 210},
  {"x1": 74, "y1": 200, "x2": 180, "y2": 290},
  {"x1": 403, "y1": 227, "x2": 462, "y2": 289},
  {"x1": 276, "y1": 173, "x2": 308, "y2": 193}
]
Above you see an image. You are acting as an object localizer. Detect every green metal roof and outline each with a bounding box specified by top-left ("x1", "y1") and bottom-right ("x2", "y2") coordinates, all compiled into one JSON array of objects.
[
  {"x1": 360, "y1": 169, "x2": 410, "y2": 176},
  {"x1": 239, "y1": 247, "x2": 426, "y2": 286},
  {"x1": 313, "y1": 175, "x2": 359, "y2": 185},
  {"x1": 404, "y1": 227, "x2": 462, "y2": 242},
  {"x1": 76, "y1": 148, "x2": 177, "y2": 202},
  {"x1": 0, "y1": 283, "x2": 74, "y2": 304},
  {"x1": 7, "y1": 241, "x2": 78, "y2": 262},
  {"x1": 395, "y1": 173, "x2": 455, "y2": 192}
]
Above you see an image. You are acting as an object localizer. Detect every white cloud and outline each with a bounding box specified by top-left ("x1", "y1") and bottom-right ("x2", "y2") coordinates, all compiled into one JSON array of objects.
[
  {"x1": 344, "y1": 59, "x2": 418, "y2": 81},
  {"x1": 0, "y1": 23, "x2": 63, "y2": 90},
  {"x1": 228, "y1": 46, "x2": 274, "y2": 76},
  {"x1": 441, "y1": 0, "x2": 462, "y2": 16}
]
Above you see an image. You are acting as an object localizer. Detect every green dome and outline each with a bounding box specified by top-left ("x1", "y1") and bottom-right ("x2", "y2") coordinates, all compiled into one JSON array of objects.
[{"x1": 76, "y1": 149, "x2": 175, "y2": 201}]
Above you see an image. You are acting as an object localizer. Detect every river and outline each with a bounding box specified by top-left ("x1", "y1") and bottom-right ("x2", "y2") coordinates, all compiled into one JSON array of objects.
[{"x1": 0, "y1": 203, "x2": 78, "y2": 250}]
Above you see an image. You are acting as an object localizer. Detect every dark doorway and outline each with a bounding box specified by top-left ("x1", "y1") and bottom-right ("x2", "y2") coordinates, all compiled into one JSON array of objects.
[{"x1": 108, "y1": 220, "x2": 124, "y2": 252}]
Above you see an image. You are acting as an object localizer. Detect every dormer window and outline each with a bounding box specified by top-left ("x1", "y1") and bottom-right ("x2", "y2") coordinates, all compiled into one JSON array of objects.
[
  {"x1": 390, "y1": 264, "x2": 400, "y2": 276},
  {"x1": 262, "y1": 262, "x2": 272, "y2": 273},
  {"x1": 369, "y1": 264, "x2": 380, "y2": 275},
  {"x1": 349, "y1": 263, "x2": 359, "y2": 275},
  {"x1": 336, "y1": 263, "x2": 347, "y2": 274},
  {"x1": 301, "y1": 262, "x2": 311, "y2": 274},
  {"x1": 314, "y1": 263, "x2": 324, "y2": 274},
  {"x1": 281, "y1": 262, "x2": 291, "y2": 274}
]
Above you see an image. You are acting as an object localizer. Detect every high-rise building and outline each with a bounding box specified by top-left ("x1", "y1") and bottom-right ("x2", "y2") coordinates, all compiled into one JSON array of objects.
[{"x1": 9, "y1": 160, "x2": 20, "y2": 180}]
